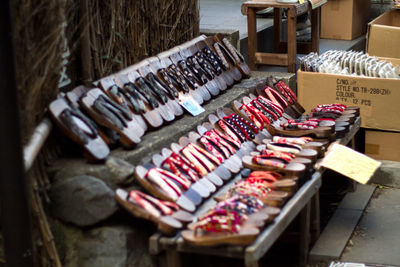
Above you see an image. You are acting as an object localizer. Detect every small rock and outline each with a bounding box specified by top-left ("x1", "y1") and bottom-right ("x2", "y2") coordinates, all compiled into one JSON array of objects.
[
  {"x1": 75, "y1": 225, "x2": 156, "y2": 267},
  {"x1": 77, "y1": 226, "x2": 131, "y2": 267},
  {"x1": 50, "y1": 175, "x2": 118, "y2": 227},
  {"x1": 105, "y1": 157, "x2": 135, "y2": 186}
]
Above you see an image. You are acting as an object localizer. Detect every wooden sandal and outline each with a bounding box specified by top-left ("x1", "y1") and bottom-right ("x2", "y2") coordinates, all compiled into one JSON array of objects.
[
  {"x1": 265, "y1": 76, "x2": 305, "y2": 115},
  {"x1": 151, "y1": 152, "x2": 211, "y2": 199},
  {"x1": 111, "y1": 74, "x2": 161, "y2": 130},
  {"x1": 80, "y1": 89, "x2": 142, "y2": 148},
  {"x1": 134, "y1": 165, "x2": 198, "y2": 212},
  {"x1": 242, "y1": 154, "x2": 306, "y2": 178},
  {"x1": 170, "y1": 142, "x2": 224, "y2": 188},
  {"x1": 169, "y1": 48, "x2": 212, "y2": 102},
  {"x1": 99, "y1": 76, "x2": 149, "y2": 133},
  {"x1": 197, "y1": 123, "x2": 244, "y2": 171},
  {"x1": 203, "y1": 36, "x2": 235, "y2": 87},
  {"x1": 49, "y1": 97, "x2": 110, "y2": 161},
  {"x1": 179, "y1": 136, "x2": 232, "y2": 181},
  {"x1": 160, "y1": 147, "x2": 217, "y2": 194},
  {"x1": 147, "y1": 55, "x2": 204, "y2": 105},
  {"x1": 137, "y1": 62, "x2": 184, "y2": 117},
  {"x1": 182, "y1": 207, "x2": 260, "y2": 246},
  {"x1": 115, "y1": 189, "x2": 189, "y2": 235},
  {"x1": 215, "y1": 33, "x2": 251, "y2": 77},
  {"x1": 209, "y1": 36, "x2": 242, "y2": 82},
  {"x1": 125, "y1": 70, "x2": 176, "y2": 125},
  {"x1": 188, "y1": 131, "x2": 241, "y2": 174},
  {"x1": 159, "y1": 51, "x2": 207, "y2": 104},
  {"x1": 194, "y1": 39, "x2": 229, "y2": 91},
  {"x1": 180, "y1": 46, "x2": 221, "y2": 97},
  {"x1": 259, "y1": 142, "x2": 318, "y2": 163}
]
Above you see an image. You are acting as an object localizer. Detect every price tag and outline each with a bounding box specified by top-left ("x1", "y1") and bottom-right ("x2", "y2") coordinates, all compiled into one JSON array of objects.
[
  {"x1": 318, "y1": 143, "x2": 381, "y2": 184},
  {"x1": 179, "y1": 95, "x2": 205, "y2": 116},
  {"x1": 299, "y1": 0, "x2": 305, "y2": 4}
]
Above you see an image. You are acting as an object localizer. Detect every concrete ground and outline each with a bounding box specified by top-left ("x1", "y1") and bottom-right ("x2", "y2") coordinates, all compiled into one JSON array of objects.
[
  {"x1": 341, "y1": 187, "x2": 400, "y2": 266},
  {"x1": 199, "y1": 2, "x2": 400, "y2": 267},
  {"x1": 199, "y1": 0, "x2": 366, "y2": 72}
]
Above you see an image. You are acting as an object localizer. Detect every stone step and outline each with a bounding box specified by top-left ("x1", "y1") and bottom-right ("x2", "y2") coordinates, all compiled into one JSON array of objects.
[
  {"x1": 309, "y1": 184, "x2": 376, "y2": 265},
  {"x1": 371, "y1": 160, "x2": 400, "y2": 189}
]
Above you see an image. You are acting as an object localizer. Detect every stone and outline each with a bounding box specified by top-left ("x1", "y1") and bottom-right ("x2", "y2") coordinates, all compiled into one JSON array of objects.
[
  {"x1": 49, "y1": 218, "x2": 84, "y2": 267},
  {"x1": 105, "y1": 157, "x2": 135, "y2": 187},
  {"x1": 49, "y1": 159, "x2": 112, "y2": 186},
  {"x1": 371, "y1": 160, "x2": 400, "y2": 189},
  {"x1": 49, "y1": 175, "x2": 118, "y2": 227},
  {"x1": 77, "y1": 225, "x2": 155, "y2": 267},
  {"x1": 76, "y1": 226, "x2": 131, "y2": 267},
  {"x1": 50, "y1": 218, "x2": 156, "y2": 267}
]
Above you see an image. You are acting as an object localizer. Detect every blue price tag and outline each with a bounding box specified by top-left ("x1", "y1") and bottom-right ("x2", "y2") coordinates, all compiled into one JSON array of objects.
[{"x1": 179, "y1": 96, "x2": 205, "y2": 116}]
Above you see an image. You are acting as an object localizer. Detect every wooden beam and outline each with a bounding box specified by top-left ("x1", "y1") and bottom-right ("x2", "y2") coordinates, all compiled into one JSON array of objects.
[
  {"x1": 0, "y1": 0, "x2": 34, "y2": 265},
  {"x1": 255, "y1": 52, "x2": 288, "y2": 66},
  {"x1": 247, "y1": 7, "x2": 257, "y2": 70}
]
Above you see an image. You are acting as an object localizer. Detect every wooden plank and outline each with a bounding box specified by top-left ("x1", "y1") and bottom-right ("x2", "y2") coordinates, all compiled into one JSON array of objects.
[
  {"x1": 287, "y1": 7, "x2": 297, "y2": 73},
  {"x1": 297, "y1": 43, "x2": 313, "y2": 54},
  {"x1": 273, "y1": 8, "x2": 282, "y2": 53},
  {"x1": 177, "y1": 236, "x2": 245, "y2": 259},
  {"x1": 247, "y1": 7, "x2": 257, "y2": 70},
  {"x1": 310, "y1": 191, "x2": 321, "y2": 245},
  {"x1": 242, "y1": 1, "x2": 309, "y2": 10},
  {"x1": 255, "y1": 52, "x2": 288, "y2": 66},
  {"x1": 311, "y1": 7, "x2": 320, "y2": 53},
  {"x1": 149, "y1": 232, "x2": 162, "y2": 255},
  {"x1": 298, "y1": 202, "x2": 311, "y2": 266},
  {"x1": 166, "y1": 249, "x2": 182, "y2": 267},
  {"x1": 244, "y1": 171, "x2": 322, "y2": 265}
]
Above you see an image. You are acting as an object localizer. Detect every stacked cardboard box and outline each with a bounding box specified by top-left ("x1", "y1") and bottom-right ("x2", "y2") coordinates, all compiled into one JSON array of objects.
[
  {"x1": 297, "y1": 57, "x2": 400, "y2": 161},
  {"x1": 321, "y1": 0, "x2": 371, "y2": 40}
]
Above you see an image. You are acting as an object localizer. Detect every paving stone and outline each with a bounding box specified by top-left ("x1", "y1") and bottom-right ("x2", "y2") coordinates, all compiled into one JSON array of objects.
[
  {"x1": 341, "y1": 188, "x2": 400, "y2": 266},
  {"x1": 338, "y1": 185, "x2": 376, "y2": 211},
  {"x1": 49, "y1": 175, "x2": 118, "y2": 227},
  {"x1": 309, "y1": 209, "x2": 363, "y2": 264},
  {"x1": 371, "y1": 160, "x2": 400, "y2": 189}
]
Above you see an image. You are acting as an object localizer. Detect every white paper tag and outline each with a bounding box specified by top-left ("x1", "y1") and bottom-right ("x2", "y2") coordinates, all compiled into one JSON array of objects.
[
  {"x1": 179, "y1": 95, "x2": 205, "y2": 116},
  {"x1": 318, "y1": 143, "x2": 381, "y2": 184}
]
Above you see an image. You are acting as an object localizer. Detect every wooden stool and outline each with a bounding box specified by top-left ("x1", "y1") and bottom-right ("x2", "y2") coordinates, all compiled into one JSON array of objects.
[{"x1": 241, "y1": 1, "x2": 324, "y2": 73}]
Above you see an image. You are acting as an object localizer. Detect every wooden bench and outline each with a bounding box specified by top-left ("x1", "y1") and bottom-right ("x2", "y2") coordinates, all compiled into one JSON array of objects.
[
  {"x1": 149, "y1": 117, "x2": 361, "y2": 267},
  {"x1": 241, "y1": 0, "x2": 325, "y2": 73}
]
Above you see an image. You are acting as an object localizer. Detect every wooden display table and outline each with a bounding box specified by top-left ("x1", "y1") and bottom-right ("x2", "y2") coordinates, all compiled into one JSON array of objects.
[
  {"x1": 241, "y1": 1, "x2": 325, "y2": 73},
  {"x1": 149, "y1": 117, "x2": 361, "y2": 267}
]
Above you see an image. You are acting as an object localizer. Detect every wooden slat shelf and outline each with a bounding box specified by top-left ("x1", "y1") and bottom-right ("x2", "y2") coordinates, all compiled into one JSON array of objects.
[{"x1": 149, "y1": 117, "x2": 361, "y2": 267}]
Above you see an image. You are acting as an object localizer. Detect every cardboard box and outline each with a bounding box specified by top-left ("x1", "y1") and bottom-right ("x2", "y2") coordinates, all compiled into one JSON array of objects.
[
  {"x1": 297, "y1": 68, "x2": 400, "y2": 132},
  {"x1": 365, "y1": 129, "x2": 400, "y2": 161},
  {"x1": 321, "y1": 0, "x2": 370, "y2": 40},
  {"x1": 367, "y1": 10, "x2": 400, "y2": 59}
]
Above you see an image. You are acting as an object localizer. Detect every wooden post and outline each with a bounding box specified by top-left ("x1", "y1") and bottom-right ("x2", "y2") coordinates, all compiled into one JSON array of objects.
[
  {"x1": 0, "y1": 0, "x2": 34, "y2": 265},
  {"x1": 287, "y1": 7, "x2": 297, "y2": 73},
  {"x1": 310, "y1": 190, "x2": 320, "y2": 245},
  {"x1": 80, "y1": 0, "x2": 92, "y2": 85},
  {"x1": 273, "y1": 8, "x2": 282, "y2": 53},
  {"x1": 299, "y1": 202, "x2": 311, "y2": 266},
  {"x1": 247, "y1": 7, "x2": 257, "y2": 70},
  {"x1": 311, "y1": 7, "x2": 320, "y2": 53}
]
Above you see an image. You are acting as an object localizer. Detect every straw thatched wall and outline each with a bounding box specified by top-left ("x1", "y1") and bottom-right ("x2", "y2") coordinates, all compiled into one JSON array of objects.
[
  {"x1": 12, "y1": 0, "x2": 199, "y2": 141},
  {"x1": 87, "y1": 0, "x2": 200, "y2": 79},
  {"x1": 9, "y1": 1, "x2": 199, "y2": 265}
]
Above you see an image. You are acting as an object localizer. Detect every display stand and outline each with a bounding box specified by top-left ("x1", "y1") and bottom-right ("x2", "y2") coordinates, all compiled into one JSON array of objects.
[
  {"x1": 241, "y1": 0, "x2": 324, "y2": 73},
  {"x1": 149, "y1": 117, "x2": 361, "y2": 267}
]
